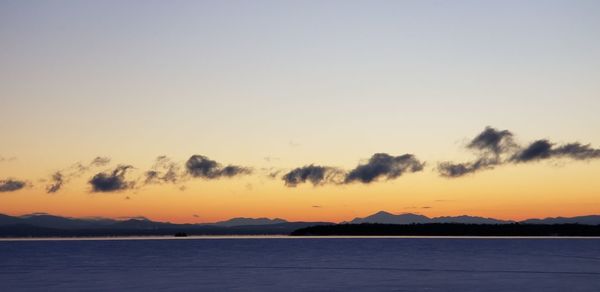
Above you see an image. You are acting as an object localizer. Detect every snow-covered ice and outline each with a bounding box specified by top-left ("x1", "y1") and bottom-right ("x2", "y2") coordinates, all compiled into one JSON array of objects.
[{"x1": 1, "y1": 237, "x2": 599, "y2": 291}]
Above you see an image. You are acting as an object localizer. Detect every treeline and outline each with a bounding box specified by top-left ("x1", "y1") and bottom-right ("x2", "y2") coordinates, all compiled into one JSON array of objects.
[{"x1": 290, "y1": 223, "x2": 600, "y2": 236}]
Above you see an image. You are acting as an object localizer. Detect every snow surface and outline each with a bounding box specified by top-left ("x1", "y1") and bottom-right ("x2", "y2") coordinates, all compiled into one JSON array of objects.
[{"x1": 1, "y1": 237, "x2": 600, "y2": 291}]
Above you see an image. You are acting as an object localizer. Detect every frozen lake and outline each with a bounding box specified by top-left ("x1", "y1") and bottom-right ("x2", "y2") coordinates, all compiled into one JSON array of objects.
[{"x1": 1, "y1": 237, "x2": 600, "y2": 291}]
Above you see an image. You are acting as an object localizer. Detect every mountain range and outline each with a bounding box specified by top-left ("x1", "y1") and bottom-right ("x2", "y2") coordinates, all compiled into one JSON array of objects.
[
  {"x1": 347, "y1": 211, "x2": 600, "y2": 225},
  {"x1": 1, "y1": 211, "x2": 599, "y2": 237}
]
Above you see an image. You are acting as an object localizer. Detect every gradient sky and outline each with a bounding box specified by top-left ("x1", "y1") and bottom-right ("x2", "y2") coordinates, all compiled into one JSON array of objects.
[{"x1": 1, "y1": 0, "x2": 600, "y2": 223}]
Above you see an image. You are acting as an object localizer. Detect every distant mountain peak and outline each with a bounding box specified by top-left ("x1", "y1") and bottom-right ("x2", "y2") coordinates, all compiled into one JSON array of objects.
[
  {"x1": 349, "y1": 211, "x2": 430, "y2": 224},
  {"x1": 211, "y1": 217, "x2": 288, "y2": 227},
  {"x1": 349, "y1": 211, "x2": 511, "y2": 225},
  {"x1": 373, "y1": 211, "x2": 394, "y2": 216}
]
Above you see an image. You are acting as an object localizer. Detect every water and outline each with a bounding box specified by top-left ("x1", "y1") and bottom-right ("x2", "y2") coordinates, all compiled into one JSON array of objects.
[{"x1": 1, "y1": 237, "x2": 600, "y2": 291}]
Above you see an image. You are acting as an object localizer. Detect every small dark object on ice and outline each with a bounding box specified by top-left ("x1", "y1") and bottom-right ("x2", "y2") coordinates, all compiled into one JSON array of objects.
[{"x1": 174, "y1": 232, "x2": 188, "y2": 237}]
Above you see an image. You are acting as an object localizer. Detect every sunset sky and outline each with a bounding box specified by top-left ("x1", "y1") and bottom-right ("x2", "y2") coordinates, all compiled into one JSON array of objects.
[{"x1": 1, "y1": 0, "x2": 599, "y2": 223}]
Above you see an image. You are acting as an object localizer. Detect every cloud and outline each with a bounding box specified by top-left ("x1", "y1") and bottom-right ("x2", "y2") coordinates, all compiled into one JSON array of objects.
[
  {"x1": 220, "y1": 165, "x2": 252, "y2": 177},
  {"x1": 439, "y1": 127, "x2": 600, "y2": 178},
  {"x1": 282, "y1": 153, "x2": 424, "y2": 187},
  {"x1": 467, "y1": 127, "x2": 516, "y2": 156},
  {"x1": 344, "y1": 153, "x2": 424, "y2": 184},
  {"x1": 511, "y1": 140, "x2": 552, "y2": 162},
  {"x1": 0, "y1": 156, "x2": 16, "y2": 163},
  {"x1": 44, "y1": 156, "x2": 113, "y2": 193},
  {"x1": 512, "y1": 140, "x2": 600, "y2": 162},
  {"x1": 144, "y1": 156, "x2": 180, "y2": 184},
  {"x1": 438, "y1": 158, "x2": 497, "y2": 177},
  {"x1": 70, "y1": 156, "x2": 112, "y2": 176},
  {"x1": 281, "y1": 165, "x2": 343, "y2": 187},
  {"x1": 90, "y1": 156, "x2": 111, "y2": 167},
  {"x1": 0, "y1": 179, "x2": 27, "y2": 192},
  {"x1": 553, "y1": 143, "x2": 600, "y2": 160},
  {"x1": 46, "y1": 172, "x2": 64, "y2": 193},
  {"x1": 89, "y1": 165, "x2": 134, "y2": 192},
  {"x1": 264, "y1": 156, "x2": 280, "y2": 162},
  {"x1": 438, "y1": 127, "x2": 516, "y2": 178},
  {"x1": 185, "y1": 155, "x2": 251, "y2": 179}
]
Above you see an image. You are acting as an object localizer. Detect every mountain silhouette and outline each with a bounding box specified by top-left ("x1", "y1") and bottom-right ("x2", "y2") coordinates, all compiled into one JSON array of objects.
[
  {"x1": 1, "y1": 212, "x2": 599, "y2": 237},
  {"x1": 521, "y1": 215, "x2": 600, "y2": 225},
  {"x1": 0, "y1": 213, "x2": 330, "y2": 237},
  {"x1": 348, "y1": 211, "x2": 511, "y2": 225},
  {"x1": 210, "y1": 217, "x2": 287, "y2": 227}
]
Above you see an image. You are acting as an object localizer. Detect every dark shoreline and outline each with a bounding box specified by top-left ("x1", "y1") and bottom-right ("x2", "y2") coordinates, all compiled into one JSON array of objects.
[
  {"x1": 3, "y1": 223, "x2": 600, "y2": 238},
  {"x1": 291, "y1": 223, "x2": 600, "y2": 237}
]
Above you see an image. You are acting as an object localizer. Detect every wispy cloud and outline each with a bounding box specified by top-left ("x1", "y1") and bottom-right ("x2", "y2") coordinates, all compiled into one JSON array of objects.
[
  {"x1": 45, "y1": 156, "x2": 112, "y2": 193},
  {"x1": 46, "y1": 172, "x2": 64, "y2": 193},
  {"x1": 144, "y1": 156, "x2": 180, "y2": 184},
  {"x1": 0, "y1": 156, "x2": 17, "y2": 163}
]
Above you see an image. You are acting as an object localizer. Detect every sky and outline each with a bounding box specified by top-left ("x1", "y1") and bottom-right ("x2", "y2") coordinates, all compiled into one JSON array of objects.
[{"x1": 1, "y1": 0, "x2": 599, "y2": 223}]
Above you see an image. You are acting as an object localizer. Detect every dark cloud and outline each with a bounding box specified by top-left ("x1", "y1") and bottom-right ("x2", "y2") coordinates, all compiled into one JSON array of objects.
[
  {"x1": 438, "y1": 162, "x2": 475, "y2": 178},
  {"x1": 0, "y1": 179, "x2": 26, "y2": 192},
  {"x1": 220, "y1": 165, "x2": 252, "y2": 177},
  {"x1": 185, "y1": 155, "x2": 223, "y2": 178},
  {"x1": 46, "y1": 172, "x2": 64, "y2": 193},
  {"x1": 89, "y1": 165, "x2": 134, "y2": 192},
  {"x1": 512, "y1": 140, "x2": 600, "y2": 162},
  {"x1": 144, "y1": 156, "x2": 180, "y2": 184},
  {"x1": 438, "y1": 127, "x2": 516, "y2": 178},
  {"x1": 439, "y1": 127, "x2": 518, "y2": 177},
  {"x1": 282, "y1": 153, "x2": 424, "y2": 187},
  {"x1": 344, "y1": 153, "x2": 424, "y2": 184},
  {"x1": 438, "y1": 158, "x2": 497, "y2": 178},
  {"x1": 511, "y1": 140, "x2": 552, "y2": 162},
  {"x1": 282, "y1": 165, "x2": 343, "y2": 187},
  {"x1": 467, "y1": 127, "x2": 516, "y2": 156},
  {"x1": 185, "y1": 155, "x2": 251, "y2": 179},
  {"x1": 440, "y1": 127, "x2": 600, "y2": 178},
  {"x1": 553, "y1": 143, "x2": 600, "y2": 160}
]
